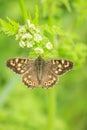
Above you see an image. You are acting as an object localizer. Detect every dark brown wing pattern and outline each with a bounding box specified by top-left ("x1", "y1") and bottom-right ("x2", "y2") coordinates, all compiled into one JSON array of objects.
[
  {"x1": 51, "y1": 59, "x2": 73, "y2": 75},
  {"x1": 6, "y1": 58, "x2": 39, "y2": 88},
  {"x1": 22, "y1": 66, "x2": 39, "y2": 88},
  {"x1": 6, "y1": 57, "x2": 73, "y2": 88},
  {"x1": 6, "y1": 58, "x2": 33, "y2": 74},
  {"x1": 41, "y1": 60, "x2": 58, "y2": 88},
  {"x1": 41, "y1": 58, "x2": 73, "y2": 88}
]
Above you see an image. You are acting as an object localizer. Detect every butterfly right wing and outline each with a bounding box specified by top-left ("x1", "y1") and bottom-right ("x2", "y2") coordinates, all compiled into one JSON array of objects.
[
  {"x1": 41, "y1": 60, "x2": 58, "y2": 88},
  {"x1": 51, "y1": 58, "x2": 73, "y2": 75},
  {"x1": 41, "y1": 58, "x2": 73, "y2": 88}
]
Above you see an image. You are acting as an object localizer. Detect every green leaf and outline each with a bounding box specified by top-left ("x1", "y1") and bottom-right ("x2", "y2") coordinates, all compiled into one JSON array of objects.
[
  {"x1": 33, "y1": 5, "x2": 39, "y2": 25},
  {"x1": 60, "y1": 0, "x2": 71, "y2": 12},
  {"x1": 0, "y1": 18, "x2": 19, "y2": 36},
  {"x1": 42, "y1": 25, "x2": 66, "y2": 36}
]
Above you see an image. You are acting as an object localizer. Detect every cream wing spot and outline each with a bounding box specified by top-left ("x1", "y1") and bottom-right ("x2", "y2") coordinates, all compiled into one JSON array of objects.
[
  {"x1": 64, "y1": 62, "x2": 70, "y2": 68},
  {"x1": 55, "y1": 70, "x2": 58, "y2": 74},
  {"x1": 48, "y1": 81, "x2": 51, "y2": 85},
  {"x1": 24, "y1": 77, "x2": 27, "y2": 81},
  {"x1": 53, "y1": 77, "x2": 56, "y2": 81},
  {"x1": 15, "y1": 58, "x2": 19, "y2": 63},
  {"x1": 58, "y1": 68, "x2": 62, "y2": 72},
  {"x1": 56, "y1": 61, "x2": 59, "y2": 64},
  {"x1": 28, "y1": 81, "x2": 32, "y2": 85},
  {"x1": 21, "y1": 60, "x2": 25, "y2": 63},
  {"x1": 61, "y1": 59, "x2": 64, "y2": 64},
  {"x1": 21, "y1": 70, "x2": 25, "y2": 73},
  {"x1": 53, "y1": 60, "x2": 55, "y2": 64},
  {"x1": 24, "y1": 60, "x2": 28, "y2": 64},
  {"x1": 26, "y1": 80, "x2": 29, "y2": 84},
  {"x1": 17, "y1": 67, "x2": 21, "y2": 71},
  {"x1": 58, "y1": 64, "x2": 62, "y2": 68},
  {"x1": 17, "y1": 63, "x2": 22, "y2": 67},
  {"x1": 28, "y1": 75, "x2": 31, "y2": 78},
  {"x1": 44, "y1": 82, "x2": 48, "y2": 86},
  {"x1": 10, "y1": 61, "x2": 15, "y2": 66},
  {"x1": 51, "y1": 80, "x2": 54, "y2": 83},
  {"x1": 48, "y1": 75, "x2": 52, "y2": 78}
]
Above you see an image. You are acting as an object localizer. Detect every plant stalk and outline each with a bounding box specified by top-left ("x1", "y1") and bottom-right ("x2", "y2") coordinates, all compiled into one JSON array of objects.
[
  {"x1": 19, "y1": 0, "x2": 28, "y2": 22},
  {"x1": 46, "y1": 88, "x2": 56, "y2": 130}
]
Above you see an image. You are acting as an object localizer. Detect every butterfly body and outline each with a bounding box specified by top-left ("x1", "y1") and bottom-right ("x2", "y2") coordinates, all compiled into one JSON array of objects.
[
  {"x1": 6, "y1": 56, "x2": 73, "y2": 88},
  {"x1": 35, "y1": 56, "x2": 44, "y2": 83}
]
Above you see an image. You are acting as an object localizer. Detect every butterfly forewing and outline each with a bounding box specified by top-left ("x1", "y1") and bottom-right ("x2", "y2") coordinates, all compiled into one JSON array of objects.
[
  {"x1": 6, "y1": 58, "x2": 34, "y2": 74},
  {"x1": 51, "y1": 59, "x2": 73, "y2": 75}
]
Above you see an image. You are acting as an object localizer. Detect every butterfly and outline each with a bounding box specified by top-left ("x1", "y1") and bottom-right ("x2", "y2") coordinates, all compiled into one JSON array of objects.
[{"x1": 6, "y1": 56, "x2": 73, "y2": 88}]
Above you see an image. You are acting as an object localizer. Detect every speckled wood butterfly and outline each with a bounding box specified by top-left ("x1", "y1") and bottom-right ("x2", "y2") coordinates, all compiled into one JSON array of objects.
[{"x1": 6, "y1": 56, "x2": 73, "y2": 88}]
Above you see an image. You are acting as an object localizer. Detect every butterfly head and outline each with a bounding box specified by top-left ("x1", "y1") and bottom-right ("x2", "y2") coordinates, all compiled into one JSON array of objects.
[{"x1": 37, "y1": 55, "x2": 43, "y2": 60}]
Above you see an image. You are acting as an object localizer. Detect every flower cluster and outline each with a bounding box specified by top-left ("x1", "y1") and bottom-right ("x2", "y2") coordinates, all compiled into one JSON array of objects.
[{"x1": 16, "y1": 19, "x2": 53, "y2": 54}]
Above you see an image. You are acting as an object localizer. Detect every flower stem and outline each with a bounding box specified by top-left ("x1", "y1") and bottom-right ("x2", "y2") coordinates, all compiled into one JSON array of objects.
[
  {"x1": 46, "y1": 88, "x2": 56, "y2": 130},
  {"x1": 19, "y1": 0, "x2": 28, "y2": 22}
]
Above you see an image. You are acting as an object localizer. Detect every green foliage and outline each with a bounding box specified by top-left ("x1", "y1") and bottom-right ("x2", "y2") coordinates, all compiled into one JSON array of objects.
[
  {"x1": 0, "y1": 17, "x2": 19, "y2": 36},
  {"x1": 33, "y1": 5, "x2": 39, "y2": 26},
  {"x1": 59, "y1": 0, "x2": 71, "y2": 12},
  {"x1": 0, "y1": 0, "x2": 87, "y2": 130},
  {"x1": 0, "y1": 3, "x2": 86, "y2": 68}
]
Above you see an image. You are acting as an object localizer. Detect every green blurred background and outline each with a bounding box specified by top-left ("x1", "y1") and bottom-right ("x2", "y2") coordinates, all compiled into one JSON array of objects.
[{"x1": 0, "y1": 0, "x2": 87, "y2": 130}]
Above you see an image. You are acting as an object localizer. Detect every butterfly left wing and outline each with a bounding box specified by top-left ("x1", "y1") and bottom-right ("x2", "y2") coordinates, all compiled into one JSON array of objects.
[
  {"x1": 6, "y1": 58, "x2": 34, "y2": 74},
  {"x1": 6, "y1": 57, "x2": 39, "y2": 88},
  {"x1": 22, "y1": 65, "x2": 39, "y2": 88},
  {"x1": 51, "y1": 59, "x2": 73, "y2": 75}
]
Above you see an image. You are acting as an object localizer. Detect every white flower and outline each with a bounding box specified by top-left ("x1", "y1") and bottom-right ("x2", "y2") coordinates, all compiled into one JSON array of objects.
[
  {"x1": 34, "y1": 47, "x2": 44, "y2": 54},
  {"x1": 22, "y1": 33, "x2": 32, "y2": 40},
  {"x1": 18, "y1": 26, "x2": 26, "y2": 34},
  {"x1": 27, "y1": 42, "x2": 33, "y2": 48},
  {"x1": 35, "y1": 28, "x2": 40, "y2": 33},
  {"x1": 34, "y1": 33, "x2": 42, "y2": 43},
  {"x1": 46, "y1": 42, "x2": 53, "y2": 50},
  {"x1": 29, "y1": 23, "x2": 36, "y2": 30},
  {"x1": 26, "y1": 19, "x2": 36, "y2": 30},
  {"x1": 27, "y1": 19, "x2": 31, "y2": 27},
  {"x1": 19, "y1": 41, "x2": 26, "y2": 48}
]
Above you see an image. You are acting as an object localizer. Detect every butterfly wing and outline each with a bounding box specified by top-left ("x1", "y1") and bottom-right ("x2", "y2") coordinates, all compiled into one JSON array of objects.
[
  {"x1": 6, "y1": 57, "x2": 73, "y2": 88},
  {"x1": 41, "y1": 58, "x2": 73, "y2": 88},
  {"x1": 22, "y1": 66, "x2": 39, "y2": 88},
  {"x1": 41, "y1": 60, "x2": 58, "y2": 88},
  {"x1": 6, "y1": 58, "x2": 34, "y2": 74},
  {"x1": 51, "y1": 59, "x2": 73, "y2": 75},
  {"x1": 6, "y1": 57, "x2": 39, "y2": 88}
]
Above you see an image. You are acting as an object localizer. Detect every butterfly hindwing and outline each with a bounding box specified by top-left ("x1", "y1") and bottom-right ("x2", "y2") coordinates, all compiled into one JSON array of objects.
[
  {"x1": 51, "y1": 59, "x2": 73, "y2": 75},
  {"x1": 22, "y1": 66, "x2": 39, "y2": 88},
  {"x1": 6, "y1": 58, "x2": 34, "y2": 74},
  {"x1": 41, "y1": 60, "x2": 58, "y2": 88}
]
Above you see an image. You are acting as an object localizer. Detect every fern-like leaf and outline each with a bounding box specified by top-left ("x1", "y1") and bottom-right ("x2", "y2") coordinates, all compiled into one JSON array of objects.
[
  {"x1": 33, "y1": 5, "x2": 39, "y2": 26},
  {"x1": 0, "y1": 18, "x2": 19, "y2": 36}
]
